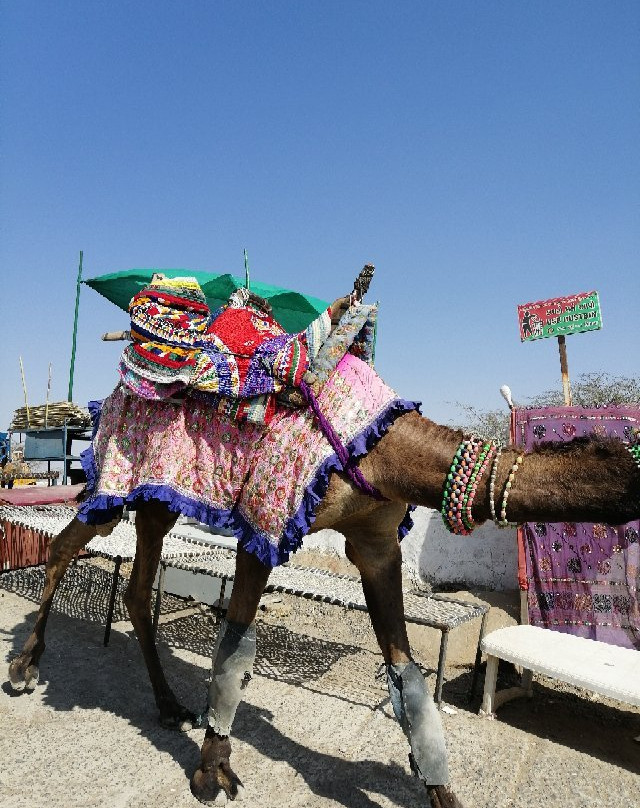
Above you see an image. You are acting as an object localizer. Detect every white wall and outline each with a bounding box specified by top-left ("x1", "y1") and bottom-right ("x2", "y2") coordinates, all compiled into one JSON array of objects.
[
  {"x1": 304, "y1": 506, "x2": 519, "y2": 591},
  {"x1": 400, "y1": 507, "x2": 518, "y2": 591},
  {"x1": 167, "y1": 508, "x2": 519, "y2": 597}
]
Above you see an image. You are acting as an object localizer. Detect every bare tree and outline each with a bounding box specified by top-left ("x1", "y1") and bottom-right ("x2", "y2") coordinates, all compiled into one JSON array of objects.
[
  {"x1": 453, "y1": 372, "x2": 640, "y2": 444},
  {"x1": 528, "y1": 372, "x2": 640, "y2": 408},
  {"x1": 450, "y1": 403, "x2": 510, "y2": 445}
]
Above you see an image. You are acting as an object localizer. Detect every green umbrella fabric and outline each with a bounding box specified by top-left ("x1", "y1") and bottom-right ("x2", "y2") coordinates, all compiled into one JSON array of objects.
[{"x1": 84, "y1": 269, "x2": 330, "y2": 333}]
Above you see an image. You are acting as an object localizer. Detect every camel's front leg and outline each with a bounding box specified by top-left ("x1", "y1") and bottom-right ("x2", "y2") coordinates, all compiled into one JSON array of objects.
[
  {"x1": 122, "y1": 500, "x2": 198, "y2": 729},
  {"x1": 8, "y1": 515, "x2": 100, "y2": 691},
  {"x1": 191, "y1": 545, "x2": 271, "y2": 805},
  {"x1": 342, "y1": 508, "x2": 464, "y2": 808}
]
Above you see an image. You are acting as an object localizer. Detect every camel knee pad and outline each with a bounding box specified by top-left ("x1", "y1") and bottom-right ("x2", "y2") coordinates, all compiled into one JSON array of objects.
[
  {"x1": 208, "y1": 620, "x2": 256, "y2": 736},
  {"x1": 387, "y1": 661, "x2": 449, "y2": 785}
]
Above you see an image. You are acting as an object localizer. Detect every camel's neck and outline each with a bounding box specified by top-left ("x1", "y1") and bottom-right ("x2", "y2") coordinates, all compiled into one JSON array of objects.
[
  {"x1": 364, "y1": 411, "x2": 640, "y2": 528},
  {"x1": 494, "y1": 439, "x2": 640, "y2": 526},
  {"x1": 362, "y1": 411, "x2": 467, "y2": 510}
]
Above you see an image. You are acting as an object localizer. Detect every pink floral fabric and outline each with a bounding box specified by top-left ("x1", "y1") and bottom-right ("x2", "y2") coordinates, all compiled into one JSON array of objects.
[{"x1": 80, "y1": 354, "x2": 412, "y2": 565}]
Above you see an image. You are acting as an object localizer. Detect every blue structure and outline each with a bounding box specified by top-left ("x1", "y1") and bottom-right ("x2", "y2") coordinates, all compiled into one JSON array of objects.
[{"x1": 0, "y1": 432, "x2": 9, "y2": 465}]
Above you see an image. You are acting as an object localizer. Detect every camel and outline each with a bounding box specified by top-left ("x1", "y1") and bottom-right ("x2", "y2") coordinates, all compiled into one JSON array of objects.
[
  {"x1": 8, "y1": 408, "x2": 640, "y2": 807},
  {"x1": 6, "y1": 276, "x2": 640, "y2": 808}
]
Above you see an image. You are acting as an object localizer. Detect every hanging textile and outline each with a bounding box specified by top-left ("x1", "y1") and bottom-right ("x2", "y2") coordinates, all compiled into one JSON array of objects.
[{"x1": 514, "y1": 405, "x2": 640, "y2": 650}]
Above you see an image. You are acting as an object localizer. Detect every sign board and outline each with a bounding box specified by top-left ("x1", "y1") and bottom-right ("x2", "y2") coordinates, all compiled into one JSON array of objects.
[{"x1": 517, "y1": 291, "x2": 602, "y2": 342}]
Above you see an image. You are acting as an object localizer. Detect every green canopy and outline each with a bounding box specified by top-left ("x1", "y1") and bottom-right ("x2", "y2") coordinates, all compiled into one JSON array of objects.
[{"x1": 84, "y1": 269, "x2": 330, "y2": 333}]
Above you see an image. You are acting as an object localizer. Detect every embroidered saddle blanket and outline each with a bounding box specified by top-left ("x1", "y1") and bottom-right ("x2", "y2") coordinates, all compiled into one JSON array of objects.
[{"x1": 78, "y1": 354, "x2": 418, "y2": 566}]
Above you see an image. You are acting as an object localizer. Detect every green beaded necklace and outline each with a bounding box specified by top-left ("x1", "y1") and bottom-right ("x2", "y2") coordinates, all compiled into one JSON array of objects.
[
  {"x1": 441, "y1": 438, "x2": 498, "y2": 535},
  {"x1": 627, "y1": 441, "x2": 640, "y2": 470}
]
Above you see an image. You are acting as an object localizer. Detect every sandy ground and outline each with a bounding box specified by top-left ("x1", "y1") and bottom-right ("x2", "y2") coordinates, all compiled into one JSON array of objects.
[{"x1": 1, "y1": 556, "x2": 639, "y2": 808}]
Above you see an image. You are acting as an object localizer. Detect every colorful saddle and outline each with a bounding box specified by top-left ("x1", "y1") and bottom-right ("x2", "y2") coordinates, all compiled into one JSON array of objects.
[{"x1": 118, "y1": 275, "x2": 377, "y2": 425}]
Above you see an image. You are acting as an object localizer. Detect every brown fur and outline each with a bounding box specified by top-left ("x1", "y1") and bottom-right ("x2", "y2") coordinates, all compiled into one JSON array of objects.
[{"x1": 8, "y1": 409, "x2": 640, "y2": 807}]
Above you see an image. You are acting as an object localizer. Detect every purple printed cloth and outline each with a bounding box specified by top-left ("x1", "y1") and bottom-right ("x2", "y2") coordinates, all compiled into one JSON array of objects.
[{"x1": 514, "y1": 405, "x2": 640, "y2": 649}]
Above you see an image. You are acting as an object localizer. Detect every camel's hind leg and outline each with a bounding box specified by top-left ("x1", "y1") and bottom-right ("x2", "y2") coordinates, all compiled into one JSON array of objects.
[
  {"x1": 8, "y1": 515, "x2": 99, "y2": 691},
  {"x1": 121, "y1": 500, "x2": 197, "y2": 729},
  {"x1": 191, "y1": 545, "x2": 271, "y2": 805},
  {"x1": 341, "y1": 506, "x2": 464, "y2": 808}
]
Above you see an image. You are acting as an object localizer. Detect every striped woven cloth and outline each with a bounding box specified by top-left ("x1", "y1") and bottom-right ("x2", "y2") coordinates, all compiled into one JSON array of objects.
[{"x1": 118, "y1": 277, "x2": 331, "y2": 424}]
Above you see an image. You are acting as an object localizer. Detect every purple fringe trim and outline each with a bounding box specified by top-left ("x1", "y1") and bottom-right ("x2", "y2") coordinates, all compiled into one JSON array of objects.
[
  {"x1": 78, "y1": 397, "x2": 421, "y2": 567},
  {"x1": 398, "y1": 504, "x2": 417, "y2": 540},
  {"x1": 87, "y1": 399, "x2": 103, "y2": 439}
]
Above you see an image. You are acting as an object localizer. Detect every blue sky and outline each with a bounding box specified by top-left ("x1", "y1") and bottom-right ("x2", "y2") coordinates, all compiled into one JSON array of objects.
[{"x1": 1, "y1": 1, "x2": 638, "y2": 435}]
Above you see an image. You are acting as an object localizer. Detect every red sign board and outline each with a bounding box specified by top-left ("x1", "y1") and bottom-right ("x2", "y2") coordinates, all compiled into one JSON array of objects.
[{"x1": 517, "y1": 291, "x2": 602, "y2": 342}]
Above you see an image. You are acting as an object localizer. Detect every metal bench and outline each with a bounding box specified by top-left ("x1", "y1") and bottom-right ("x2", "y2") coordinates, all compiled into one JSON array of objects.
[
  {"x1": 0, "y1": 505, "x2": 207, "y2": 645},
  {"x1": 1, "y1": 504, "x2": 490, "y2": 704},
  {"x1": 154, "y1": 549, "x2": 490, "y2": 706},
  {"x1": 479, "y1": 624, "x2": 640, "y2": 716}
]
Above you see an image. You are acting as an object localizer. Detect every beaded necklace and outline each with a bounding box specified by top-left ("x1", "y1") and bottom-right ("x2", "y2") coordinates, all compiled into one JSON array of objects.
[
  {"x1": 496, "y1": 451, "x2": 524, "y2": 528},
  {"x1": 488, "y1": 447, "x2": 503, "y2": 524},
  {"x1": 463, "y1": 441, "x2": 497, "y2": 532},
  {"x1": 441, "y1": 438, "x2": 497, "y2": 535},
  {"x1": 441, "y1": 438, "x2": 479, "y2": 535},
  {"x1": 627, "y1": 441, "x2": 640, "y2": 470}
]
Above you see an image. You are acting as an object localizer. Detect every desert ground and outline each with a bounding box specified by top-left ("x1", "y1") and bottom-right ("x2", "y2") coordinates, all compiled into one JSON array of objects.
[{"x1": 1, "y1": 553, "x2": 639, "y2": 808}]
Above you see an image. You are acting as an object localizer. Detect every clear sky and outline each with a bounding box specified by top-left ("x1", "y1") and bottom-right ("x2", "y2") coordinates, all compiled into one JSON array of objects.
[{"x1": 1, "y1": 1, "x2": 638, "y2": 435}]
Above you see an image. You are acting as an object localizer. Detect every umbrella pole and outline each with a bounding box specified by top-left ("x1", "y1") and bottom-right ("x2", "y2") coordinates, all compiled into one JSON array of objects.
[{"x1": 68, "y1": 250, "x2": 83, "y2": 402}]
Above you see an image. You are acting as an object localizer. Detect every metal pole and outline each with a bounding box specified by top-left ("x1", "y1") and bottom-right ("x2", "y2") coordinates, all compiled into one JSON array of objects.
[
  {"x1": 243, "y1": 248, "x2": 250, "y2": 290},
  {"x1": 104, "y1": 555, "x2": 122, "y2": 647},
  {"x1": 44, "y1": 363, "x2": 52, "y2": 427},
  {"x1": 152, "y1": 562, "x2": 166, "y2": 637},
  {"x1": 557, "y1": 335, "x2": 572, "y2": 406},
  {"x1": 19, "y1": 356, "x2": 31, "y2": 426},
  {"x1": 68, "y1": 251, "x2": 83, "y2": 401},
  {"x1": 435, "y1": 630, "x2": 449, "y2": 707}
]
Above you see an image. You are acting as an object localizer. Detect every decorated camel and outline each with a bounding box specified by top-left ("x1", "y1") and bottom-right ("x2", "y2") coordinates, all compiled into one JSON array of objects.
[{"x1": 8, "y1": 272, "x2": 640, "y2": 808}]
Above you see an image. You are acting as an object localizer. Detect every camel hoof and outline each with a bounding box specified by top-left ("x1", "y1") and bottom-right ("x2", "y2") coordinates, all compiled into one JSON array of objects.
[
  {"x1": 191, "y1": 734, "x2": 243, "y2": 805},
  {"x1": 8, "y1": 659, "x2": 39, "y2": 693},
  {"x1": 8, "y1": 674, "x2": 26, "y2": 693},
  {"x1": 427, "y1": 784, "x2": 465, "y2": 808},
  {"x1": 190, "y1": 768, "x2": 244, "y2": 805},
  {"x1": 190, "y1": 768, "x2": 230, "y2": 805},
  {"x1": 159, "y1": 703, "x2": 198, "y2": 732}
]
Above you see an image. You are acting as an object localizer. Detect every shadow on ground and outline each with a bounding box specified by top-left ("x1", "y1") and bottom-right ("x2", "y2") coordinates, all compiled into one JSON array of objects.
[
  {"x1": 441, "y1": 662, "x2": 640, "y2": 774},
  {"x1": 3, "y1": 560, "x2": 640, "y2": 807},
  {"x1": 1, "y1": 567, "x2": 427, "y2": 808}
]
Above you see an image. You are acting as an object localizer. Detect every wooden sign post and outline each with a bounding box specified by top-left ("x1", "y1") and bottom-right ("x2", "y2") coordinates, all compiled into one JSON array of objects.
[
  {"x1": 517, "y1": 291, "x2": 602, "y2": 406},
  {"x1": 557, "y1": 335, "x2": 572, "y2": 406}
]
